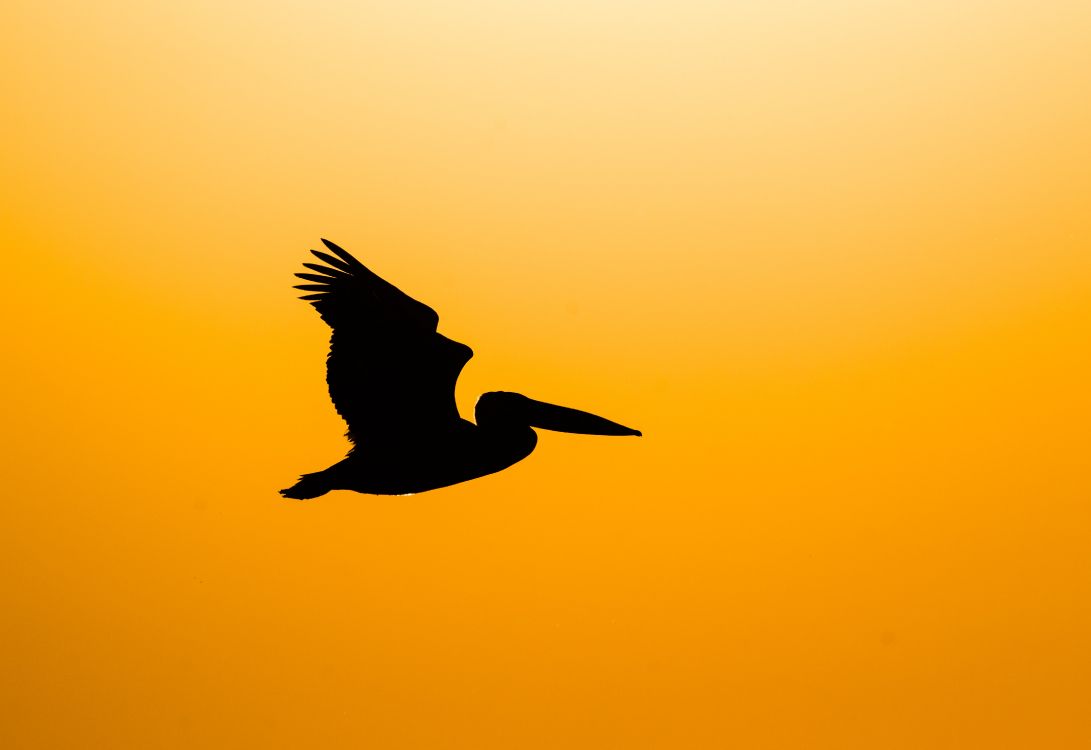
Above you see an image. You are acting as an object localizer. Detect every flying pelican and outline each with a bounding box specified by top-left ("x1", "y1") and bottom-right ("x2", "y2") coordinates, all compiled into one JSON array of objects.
[{"x1": 281, "y1": 239, "x2": 641, "y2": 498}]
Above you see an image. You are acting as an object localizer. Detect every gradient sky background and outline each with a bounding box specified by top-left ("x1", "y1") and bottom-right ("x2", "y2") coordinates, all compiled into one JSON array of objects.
[{"x1": 4, "y1": 1, "x2": 1091, "y2": 748}]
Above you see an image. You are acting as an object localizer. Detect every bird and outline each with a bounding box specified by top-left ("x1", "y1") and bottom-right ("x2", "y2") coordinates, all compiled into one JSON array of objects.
[{"x1": 280, "y1": 239, "x2": 641, "y2": 498}]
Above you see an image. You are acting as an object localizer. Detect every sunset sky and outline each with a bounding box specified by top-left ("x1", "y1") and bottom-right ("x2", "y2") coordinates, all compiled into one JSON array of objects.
[{"x1": 4, "y1": 1, "x2": 1091, "y2": 747}]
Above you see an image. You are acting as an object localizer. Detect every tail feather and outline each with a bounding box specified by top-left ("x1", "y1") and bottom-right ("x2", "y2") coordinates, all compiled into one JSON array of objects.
[{"x1": 280, "y1": 471, "x2": 333, "y2": 500}]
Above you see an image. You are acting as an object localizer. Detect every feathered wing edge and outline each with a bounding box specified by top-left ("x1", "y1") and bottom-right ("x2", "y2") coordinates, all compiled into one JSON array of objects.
[{"x1": 293, "y1": 238, "x2": 439, "y2": 332}]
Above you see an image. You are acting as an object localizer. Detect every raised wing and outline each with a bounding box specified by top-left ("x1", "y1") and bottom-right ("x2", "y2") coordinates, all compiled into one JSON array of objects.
[{"x1": 295, "y1": 239, "x2": 473, "y2": 446}]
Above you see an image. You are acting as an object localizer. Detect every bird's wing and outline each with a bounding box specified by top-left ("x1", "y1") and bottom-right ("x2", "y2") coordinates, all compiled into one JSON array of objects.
[{"x1": 294, "y1": 239, "x2": 474, "y2": 446}]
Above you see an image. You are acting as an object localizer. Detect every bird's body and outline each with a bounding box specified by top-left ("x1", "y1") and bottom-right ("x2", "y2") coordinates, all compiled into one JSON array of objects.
[
  {"x1": 281, "y1": 240, "x2": 640, "y2": 499},
  {"x1": 285, "y1": 415, "x2": 537, "y2": 497}
]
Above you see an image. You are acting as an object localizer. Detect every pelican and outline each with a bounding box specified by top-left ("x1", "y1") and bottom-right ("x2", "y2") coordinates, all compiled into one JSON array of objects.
[{"x1": 281, "y1": 239, "x2": 641, "y2": 498}]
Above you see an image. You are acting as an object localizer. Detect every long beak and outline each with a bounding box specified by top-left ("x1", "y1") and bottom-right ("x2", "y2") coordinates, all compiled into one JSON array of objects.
[{"x1": 523, "y1": 397, "x2": 641, "y2": 436}]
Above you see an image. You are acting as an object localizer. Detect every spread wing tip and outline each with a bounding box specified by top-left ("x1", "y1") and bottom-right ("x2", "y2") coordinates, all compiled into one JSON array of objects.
[
  {"x1": 294, "y1": 239, "x2": 442, "y2": 331},
  {"x1": 295, "y1": 241, "x2": 351, "y2": 307}
]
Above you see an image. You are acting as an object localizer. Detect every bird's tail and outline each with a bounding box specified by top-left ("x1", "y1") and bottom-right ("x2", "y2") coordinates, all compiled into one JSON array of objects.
[{"x1": 280, "y1": 471, "x2": 333, "y2": 500}]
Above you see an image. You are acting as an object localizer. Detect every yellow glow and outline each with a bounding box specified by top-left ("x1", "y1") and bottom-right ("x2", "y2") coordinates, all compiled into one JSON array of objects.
[{"x1": 4, "y1": 1, "x2": 1091, "y2": 747}]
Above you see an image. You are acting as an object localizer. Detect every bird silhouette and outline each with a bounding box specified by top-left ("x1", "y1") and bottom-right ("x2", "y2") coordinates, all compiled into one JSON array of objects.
[{"x1": 281, "y1": 239, "x2": 641, "y2": 498}]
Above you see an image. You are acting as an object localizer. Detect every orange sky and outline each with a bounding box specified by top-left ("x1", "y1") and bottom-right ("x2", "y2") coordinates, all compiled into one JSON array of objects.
[{"x1": 3, "y1": 1, "x2": 1091, "y2": 747}]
